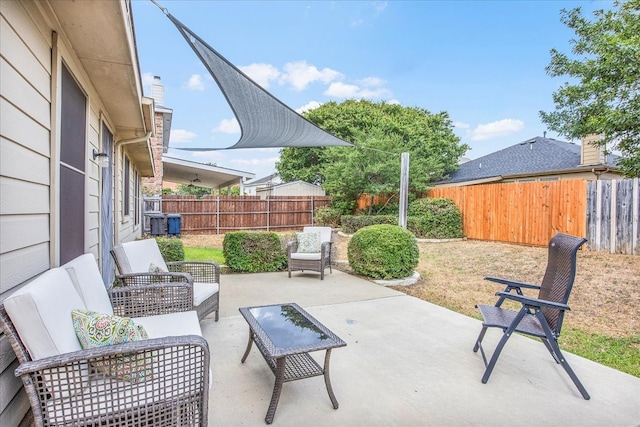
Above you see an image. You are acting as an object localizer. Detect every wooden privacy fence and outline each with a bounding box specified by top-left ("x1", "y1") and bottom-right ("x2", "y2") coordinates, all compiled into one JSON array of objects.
[
  {"x1": 587, "y1": 178, "x2": 639, "y2": 254},
  {"x1": 429, "y1": 179, "x2": 639, "y2": 254},
  {"x1": 156, "y1": 195, "x2": 332, "y2": 234},
  {"x1": 430, "y1": 180, "x2": 587, "y2": 247}
]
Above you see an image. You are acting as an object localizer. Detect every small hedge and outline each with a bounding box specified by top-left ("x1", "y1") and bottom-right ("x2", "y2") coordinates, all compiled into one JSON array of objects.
[
  {"x1": 222, "y1": 231, "x2": 287, "y2": 273},
  {"x1": 408, "y1": 198, "x2": 464, "y2": 239},
  {"x1": 154, "y1": 236, "x2": 184, "y2": 262},
  {"x1": 341, "y1": 198, "x2": 464, "y2": 239},
  {"x1": 348, "y1": 224, "x2": 419, "y2": 280},
  {"x1": 314, "y1": 206, "x2": 343, "y2": 228}
]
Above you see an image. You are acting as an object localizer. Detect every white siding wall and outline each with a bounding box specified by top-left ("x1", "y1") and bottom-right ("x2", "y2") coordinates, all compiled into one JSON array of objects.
[{"x1": 0, "y1": 2, "x2": 126, "y2": 424}]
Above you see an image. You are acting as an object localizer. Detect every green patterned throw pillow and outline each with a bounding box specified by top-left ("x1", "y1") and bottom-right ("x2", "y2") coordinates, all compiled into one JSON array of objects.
[
  {"x1": 296, "y1": 232, "x2": 321, "y2": 253},
  {"x1": 149, "y1": 262, "x2": 165, "y2": 273},
  {"x1": 71, "y1": 309, "x2": 153, "y2": 383}
]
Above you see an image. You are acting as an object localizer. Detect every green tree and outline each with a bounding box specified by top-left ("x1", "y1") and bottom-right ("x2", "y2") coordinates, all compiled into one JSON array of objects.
[
  {"x1": 176, "y1": 184, "x2": 211, "y2": 198},
  {"x1": 276, "y1": 100, "x2": 468, "y2": 212},
  {"x1": 540, "y1": 0, "x2": 640, "y2": 177}
]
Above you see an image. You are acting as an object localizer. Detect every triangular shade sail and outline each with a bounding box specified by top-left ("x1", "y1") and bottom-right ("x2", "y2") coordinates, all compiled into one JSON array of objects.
[{"x1": 160, "y1": 8, "x2": 352, "y2": 150}]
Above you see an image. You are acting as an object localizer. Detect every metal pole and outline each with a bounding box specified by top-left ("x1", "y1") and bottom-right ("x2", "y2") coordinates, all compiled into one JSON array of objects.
[{"x1": 399, "y1": 152, "x2": 409, "y2": 228}]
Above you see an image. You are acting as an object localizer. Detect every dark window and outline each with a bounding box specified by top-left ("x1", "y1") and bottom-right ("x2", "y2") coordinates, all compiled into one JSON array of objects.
[
  {"x1": 124, "y1": 157, "x2": 130, "y2": 216},
  {"x1": 60, "y1": 64, "x2": 86, "y2": 264},
  {"x1": 134, "y1": 170, "x2": 140, "y2": 225}
]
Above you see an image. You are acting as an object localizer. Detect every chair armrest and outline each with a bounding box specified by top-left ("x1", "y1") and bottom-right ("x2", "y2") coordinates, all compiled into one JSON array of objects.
[
  {"x1": 321, "y1": 241, "x2": 332, "y2": 257},
  {"x1": 287, "y1": 240, "x2": 298, "y2": 255},
  {"x1": 15, "y1": 336, "x2": 210, "y2": 426},
  {"x1": 495, "y1": 291, "x2": 570, "y2": 311},
  {"x1": 484, "y1": 276, "x2": 540, "y2": 291},
  {"x1": 109, "y1": 279, "x2": 194, "y2": 317},
  {"x1": 167, "y1": 261, "x2": 220, "y2": 284}
]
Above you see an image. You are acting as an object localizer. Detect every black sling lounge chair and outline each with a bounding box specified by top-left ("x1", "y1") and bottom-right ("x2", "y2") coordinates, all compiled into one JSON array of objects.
[{"x1": 473, "y1": 232, "x2": 590, "y2": 400}]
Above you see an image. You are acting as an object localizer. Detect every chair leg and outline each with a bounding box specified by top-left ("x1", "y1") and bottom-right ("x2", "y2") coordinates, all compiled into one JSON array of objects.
[
  {"x1": 536, "y1": 310, "x2": 590, "y2": 400},
  {"x1": 473, "y1": 326, "x2": 488, "y2": 353},
  {"x1": 481, "y1": 308, "x2": 527, "y2": 384}
]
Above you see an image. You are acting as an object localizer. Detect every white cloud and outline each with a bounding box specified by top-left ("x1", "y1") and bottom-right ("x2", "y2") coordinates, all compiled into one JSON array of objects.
[
  {"x1": 453, "y1": 121, "x2": 470, "y2": 130},
  {"x1": 351, "y1": 19, "x2": 364, "y2": 27},
  {"x1": 296, "y1": 101, "x2": 322, "y2": 114},
  {"x1": 358, "y1": 76, "x2": 386, "y2": 87},
  {"x1": 231, "y1": 155, "x2": 280, "y2": 168},
  {"x1": 239, "y1": 63, "x2": 280, "y2": 89},
  {"x1": 170, "y1": 129, "x2": 197, "y2": 144},
  {"x1": 469, "y1": 119, "x2": 524, "y2": 141},
  {"x1": 213, "y1": 118, "x2": 241, "y2": 134},
  {"x1": 372, "y1": 1, "x2": 388, "y2": 15},
  {"x1": 185, "y1": 74, "x2": 206, "y2": 91},
  {"x1": 281, "y1": 61, "x2": 343, "y2": 91},
  {"x1": 324, "y1": 82, "x2": 392, "y2": 99},
  {"x1": 387, "y1": 99, "x2": 401, "y2": 105}
]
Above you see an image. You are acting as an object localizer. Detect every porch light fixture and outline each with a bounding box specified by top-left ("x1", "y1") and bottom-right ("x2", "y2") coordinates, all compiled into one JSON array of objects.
[{"x1": 92, "y1": 149, "x2": 109, "y2": 168}]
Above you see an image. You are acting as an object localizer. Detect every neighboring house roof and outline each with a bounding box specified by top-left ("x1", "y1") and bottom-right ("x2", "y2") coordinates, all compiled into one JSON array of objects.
[
  {"x1": 436, "y1": 136, "x2": 619, "y2": 185},
  {"x1": 245, "y1": 173, "x2": 280, "y2": 187},
  {"x1": 266, "y1": 180, "x2": 323, "y2": 191}
]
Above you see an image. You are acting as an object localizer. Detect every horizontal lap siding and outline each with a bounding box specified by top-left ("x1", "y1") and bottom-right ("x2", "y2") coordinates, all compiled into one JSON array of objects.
[
  {"x1": 429, "y1": 180, "x2": 587, "y2": 247},
  {"x1": 1, "y1": 1, "x2": 53, "y2": 424},
  {"x1": 160, "y1": 195, "x2": 332, "y2": 234}
]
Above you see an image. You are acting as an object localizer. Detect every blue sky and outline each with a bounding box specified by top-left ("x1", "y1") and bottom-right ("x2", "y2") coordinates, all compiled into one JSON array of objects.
[{"x1": 132, "y1": 0, "x2": 606, "y2": 180}]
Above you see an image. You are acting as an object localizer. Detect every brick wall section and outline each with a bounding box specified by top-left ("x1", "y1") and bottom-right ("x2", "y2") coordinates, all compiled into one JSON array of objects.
[{"x1": 142, "y1": 111, "x2": 165, "y2": 195}]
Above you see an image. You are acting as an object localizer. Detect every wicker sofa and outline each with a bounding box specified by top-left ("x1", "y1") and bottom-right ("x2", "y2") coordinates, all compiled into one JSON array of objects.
[
  {"x1": 112, "y1": 239, "x2": 220, "y2": 321},
  {"x1": 0, "y1": 254, "x2": 210, "y2": 426}
]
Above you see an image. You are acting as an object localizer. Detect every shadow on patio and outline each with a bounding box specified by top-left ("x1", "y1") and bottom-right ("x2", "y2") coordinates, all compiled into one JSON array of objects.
[{"x1": 200, "y1": 270, "x2": 640, "y2": 426}]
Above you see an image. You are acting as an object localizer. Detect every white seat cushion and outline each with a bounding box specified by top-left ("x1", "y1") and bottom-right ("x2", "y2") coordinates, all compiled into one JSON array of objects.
[
  {"x1": 4, "y1": 268, "x2": 86, "y2": 360},
  {"x1": 121, "y1": 239, "x2": 168, "y2": 273},
  {"x1": 193, "y1": 282, "x2": 219, "y2": 306},
  {"x1": 133, "y1": 311, "x2": 202, "y2": 338},
  {"x1": 290, "y1": 252, "x2": 322, "y2": 260},
  {"x1": 62, "y1": 254, "x2": 114, "y2": 315}
]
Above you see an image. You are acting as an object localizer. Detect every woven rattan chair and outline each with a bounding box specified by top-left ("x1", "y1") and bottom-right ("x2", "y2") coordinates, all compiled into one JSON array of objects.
[
  {"x1": 111, "y1": 238, "x2": 220, "y2": 321},
  {"x1": 287, "y1": 226, "x2": 333, "y2": 280},
  {"x1": 0, "y1": 255, "x2": 210, "y2": 426},
  {"x1": 473, "y1": 233, "x2": 589, "y2": 399}
]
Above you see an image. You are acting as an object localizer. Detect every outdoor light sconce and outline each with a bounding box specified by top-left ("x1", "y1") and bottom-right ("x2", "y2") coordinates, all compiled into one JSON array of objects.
[{"x1": 92, "y1": 149, "x2": 110, "y2": 168}]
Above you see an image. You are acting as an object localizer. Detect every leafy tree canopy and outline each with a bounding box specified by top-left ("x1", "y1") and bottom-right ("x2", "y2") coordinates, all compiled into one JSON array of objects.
[
  {"x1": 276, "y1": 100, "x2": 468, "y2": 212},
  {"x1": 540, "y1": 0, "x2": 640, "y2": 177}
]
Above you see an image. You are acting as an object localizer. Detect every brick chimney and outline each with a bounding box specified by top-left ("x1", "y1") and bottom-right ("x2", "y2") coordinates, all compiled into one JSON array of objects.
[
  {"x1": 151, "y1": 76, "x2": 164, "y2": 106},
  {"x1": 581, "y1": 134, "x2": 605, "y2": 165}
]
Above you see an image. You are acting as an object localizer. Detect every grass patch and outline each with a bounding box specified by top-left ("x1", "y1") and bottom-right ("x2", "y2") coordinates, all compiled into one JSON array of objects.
[
  {"x1": 560, "y1": 329, "x2": 640, "y2": 377},
  {"x1": 183, "y1": 246, "x2": 225, "y2": 264}
]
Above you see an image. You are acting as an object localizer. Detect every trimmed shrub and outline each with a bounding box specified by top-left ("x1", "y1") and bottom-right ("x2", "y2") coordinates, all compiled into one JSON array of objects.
[
  {"x1": 341, "y1": 215, "x2": 396, "y2": 234},
  {"x1": 314, "y1": 206, "x2": 343, "y2": 228},
  {"x1": 223, "y1": 232, "x2": 287, "y2": 273},
  {"x1": 348, "y1": 224, "x2": 419, "y2": 280},
  {"x1": 154, "y1": 236, "x2": 184, "y2": 262},
  {"x1": 408, "y1": 198, "x2": 464, "y2": 239}
]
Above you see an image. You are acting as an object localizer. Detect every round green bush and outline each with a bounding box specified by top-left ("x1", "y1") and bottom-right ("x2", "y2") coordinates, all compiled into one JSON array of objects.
[
  {"x1": 154, "y1": 237, "x2": 184, "y2": 262},
  {"x1": 222, "y1": 231, "x2": 287, "y2": 273},
  {"x1": 407, "y1": 198, "x2": 464, "y2": 239},
  {"x1": 347, "y1": 224, "x2": 419, "y2": 280}
]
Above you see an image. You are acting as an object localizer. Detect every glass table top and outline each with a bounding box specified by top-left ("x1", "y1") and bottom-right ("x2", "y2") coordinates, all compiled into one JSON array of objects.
[{"x1": 248, "y1": 304, "x2": 330, "y2": 349}]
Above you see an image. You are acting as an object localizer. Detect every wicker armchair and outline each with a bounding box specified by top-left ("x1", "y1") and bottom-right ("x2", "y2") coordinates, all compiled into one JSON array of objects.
[
  {"x1": 473, "y1": 233, "x2": 589, "y2": 399},
  {"x1": 287, "y1": 226, "x2": 333, "y2": 280},
  {"x1": 111, "y1": 238, "x2": 220, "y2": 321},
  {"x1": 0, "y1": 254, "x2": 210, "y2": 426}
]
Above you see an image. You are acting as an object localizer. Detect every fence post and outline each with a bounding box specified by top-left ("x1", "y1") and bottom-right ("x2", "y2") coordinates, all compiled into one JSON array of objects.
[
  {"x1": 634, "y1": 178, "x2": 639, "y2": 255},
  {"x1": 216, "y1": 197, "x2": 220, "y2": 235},
  {"x1": 311, "y1": 197, "x2": 314, "y2": 225},
  {"x1": 266, "y1": 197, "x2": 270, "y2": 231}
]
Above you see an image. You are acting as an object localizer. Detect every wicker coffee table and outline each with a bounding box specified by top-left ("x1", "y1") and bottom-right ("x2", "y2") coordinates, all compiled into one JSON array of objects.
[{"x1": 239, "y1": 303, "x2": 347, "y2": 424}]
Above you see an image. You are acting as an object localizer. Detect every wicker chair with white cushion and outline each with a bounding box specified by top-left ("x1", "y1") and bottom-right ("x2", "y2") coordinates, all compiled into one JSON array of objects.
[
  {"x1": 111, "y1": 238, "x2": 220, "y2": 321},
  {"x1": 0, "y1": 254, "x2": 209, "y2": 426},
  {"x1": 287, "y1": 226, "x2": 333, "y2": 280}
]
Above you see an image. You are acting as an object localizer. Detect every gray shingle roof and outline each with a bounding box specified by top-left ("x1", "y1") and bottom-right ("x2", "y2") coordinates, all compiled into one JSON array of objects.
[{"x1": 437, "y1": 136, "x2": 593, "y2": 184}]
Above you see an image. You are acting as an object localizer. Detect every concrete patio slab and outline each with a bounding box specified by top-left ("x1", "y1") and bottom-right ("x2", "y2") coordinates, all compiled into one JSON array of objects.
[{"x1": 200, "y1": 270, "x2": 640, "y2": 426}]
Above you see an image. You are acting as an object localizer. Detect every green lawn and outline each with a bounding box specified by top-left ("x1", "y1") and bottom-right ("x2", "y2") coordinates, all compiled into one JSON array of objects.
[{"x1": 183, "y1": 247, "x2": 225, "y2": 264}]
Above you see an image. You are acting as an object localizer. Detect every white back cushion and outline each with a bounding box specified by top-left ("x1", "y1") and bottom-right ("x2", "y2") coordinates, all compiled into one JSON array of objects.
[
  {"x1": 62, "y1": 254, "x2": 113, "y2": 315},
  {"x1": 4, "y1": 268, "x2": 86, "y2": 360},
  {"x1": 304, "y1": 226, "x2": 332, "y2": 243},
  {"x1": 121, "y1": 239, "x2": 168, "y2": 272}
]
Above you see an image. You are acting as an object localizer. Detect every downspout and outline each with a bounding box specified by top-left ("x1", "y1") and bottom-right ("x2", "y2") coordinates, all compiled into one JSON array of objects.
[{"x1": 113, "y1": 132, "x2": 152, "y2": 244}]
